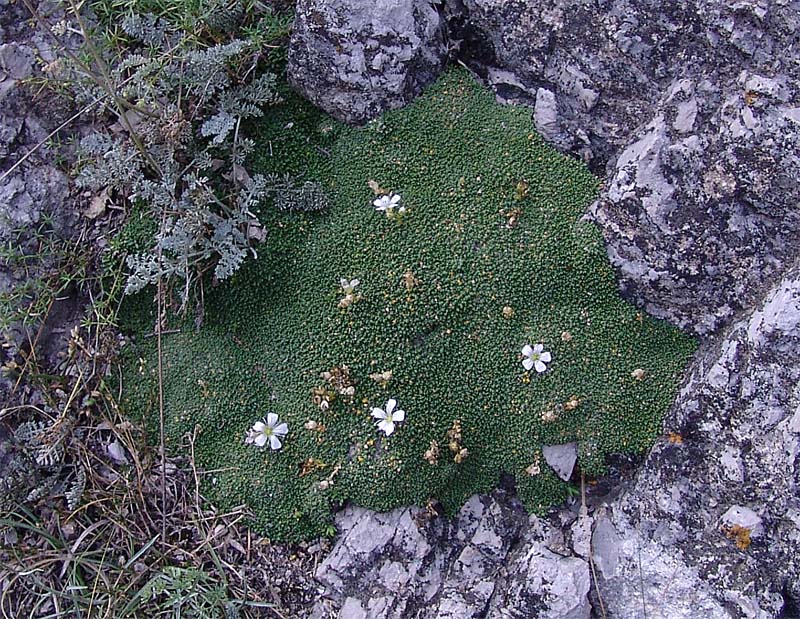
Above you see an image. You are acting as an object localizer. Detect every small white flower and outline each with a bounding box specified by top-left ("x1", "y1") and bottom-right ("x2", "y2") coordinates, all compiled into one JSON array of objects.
[
  {"x1": 246, "y1": 413, "x2": 289, "y2": 450},
  {"x1": 371, "y1": 398, "x2": 405, "y2": 436},
  {"x1": 340, "y1": 278, "x2": 360, "y2": 295},
  {"x1": 373, "y1": 193, "x2": 402, "y2": 212},
  {"x1": 522, "y1": 344, "x2": 552, "y2": 373}
]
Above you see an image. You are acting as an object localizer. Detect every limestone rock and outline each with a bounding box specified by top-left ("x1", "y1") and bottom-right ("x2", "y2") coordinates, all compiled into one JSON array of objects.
[
  {"x1": 542, "y1": 442, "x2": 577, "y2": 481},
  {"x1": 0, "y1": 43, "x2": 33, "y2": 80},
  {"x1": 0, "y1": 0, "x2": 84, "y2": 396},
  {"x1": 287, "y1": 0, "x2": 447, "y2": 125},
  {"x1": 311, "y1": 492, "x2": 581, "y2": 619}
]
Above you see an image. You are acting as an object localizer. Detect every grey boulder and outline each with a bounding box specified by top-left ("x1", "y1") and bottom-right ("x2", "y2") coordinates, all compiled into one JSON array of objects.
[{"x1": 288, "y1": 0, "x2": 448, "y2": 125}]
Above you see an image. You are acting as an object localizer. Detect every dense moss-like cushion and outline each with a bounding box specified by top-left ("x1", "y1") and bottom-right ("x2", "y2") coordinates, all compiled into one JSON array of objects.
[{"x1": 119, "y1": 68, "x2": 695, "y2": 541}]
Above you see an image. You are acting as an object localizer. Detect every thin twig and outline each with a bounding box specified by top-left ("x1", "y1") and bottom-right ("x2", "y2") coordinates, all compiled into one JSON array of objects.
[
  {"x1": 143, "y1": 328, "x2": 181, "y2": 338},
  {"x1": 637, "y1": 510, "x2": 648, "y2": 619},
  {"x1": 581, "y1": 474, "x2": 608, "y2": 618},
  {"x1": 156, "y1": 212, "x2": 168, "y2": 552}
]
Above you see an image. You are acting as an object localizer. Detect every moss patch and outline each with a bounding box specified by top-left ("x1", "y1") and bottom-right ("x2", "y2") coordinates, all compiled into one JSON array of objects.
[{"x1": 118, "y1": 69, "x2": 696, "y2": 541}]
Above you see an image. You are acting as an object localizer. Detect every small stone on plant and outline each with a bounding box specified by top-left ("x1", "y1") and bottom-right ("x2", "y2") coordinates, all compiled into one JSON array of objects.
[
  {"x1": 246, "y1": 413, "x2": 288, "y2": 450},
  {"x1": 371, "y1": 398, "x2": 405, "y2": 436},
  {"x1": 522, "y1": 344, "x2": 552, "y2": 373}
]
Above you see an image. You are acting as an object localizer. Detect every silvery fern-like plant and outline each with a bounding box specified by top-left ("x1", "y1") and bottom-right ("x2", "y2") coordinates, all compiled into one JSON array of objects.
[
  {"x1": 64, "y1": 6, "x2": 300, "y2": 311},
  {"x1": 0, "y1": 419, "x2": 86, "y2": 512}
]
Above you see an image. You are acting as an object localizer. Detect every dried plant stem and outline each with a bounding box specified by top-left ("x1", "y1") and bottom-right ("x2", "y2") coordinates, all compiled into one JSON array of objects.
[
  {"x1": 582, "y1": 474, "x2": 607, "y2": 619},
  {"x1": 157, "y1": 212, "x2": 168, "y2": 552}
]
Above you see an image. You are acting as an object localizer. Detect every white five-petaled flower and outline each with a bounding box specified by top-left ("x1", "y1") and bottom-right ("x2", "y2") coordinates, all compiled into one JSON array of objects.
[
  {"x1": 371, "y1": 398, "x2": 405, "y2": 436},
  {"x1": 340, "y1": 278, "x2": 360, "y2": 295},
  {"x1": 246, "y1": 413, "x2": 289, "y2": 450},
  {"x1": 522, "y1": 344, "x2": 552, "y2": 373},
  {"x1": 373, "y1": 193, "x2": 402, "y2": 212}
]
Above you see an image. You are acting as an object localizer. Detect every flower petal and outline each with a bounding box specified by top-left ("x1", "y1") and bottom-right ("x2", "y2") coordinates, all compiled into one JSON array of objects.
[
  {"x1": 533, "y1": 343, "x2": 544, "y2": 354},
  {"x1": 340, "y1": 278, "x2": 348, "y2": 288},
  {"x1": 371, "y1": 407, "x2": 387, "y2": 419},
  {"x1": 392, "y1": 409, "x2": 405, "y2": 422},
  {"x1": 521, "y1": 344, "x2": 533, "y2": 357},
  {"x1": 540, "y1": 351, "x2": 551, "y2": 363},
  {"x1": 378, "y1": 419, "x2": 395, "y2": 436},
  {"x1": 351, "y1": 278, "x2": 360, "y2": 288},
  {"x1": 269, "y1": 435, "x2": 282, "y2": 450},
  {"x1": 253, "y1": 421, "x2": 266, "y2": 432},
  {"x1": 535, "y1": 360, "x2": 547, "y2": 373},
  {"x1": 385, "y1": 399, "x2": 397, "y2": 414},
  {"x1": 255, "y1": 433, "x2": 267, "y2": 447},
  {"x1": 266, "y1": 412, "x2": 278, "y2": 426},
  {"x1": 274, "y1": 423, "x2": 288, "y2": 436},
  {"x1": 390, "y1": 194, "x2": 401, "y2": 205},
  {"x1": 522, "y1": 357, "x2": 534, "y2": 371}
]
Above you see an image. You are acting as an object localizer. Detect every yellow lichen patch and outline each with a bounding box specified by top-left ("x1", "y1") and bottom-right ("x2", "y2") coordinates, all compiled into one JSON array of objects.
[{"x1": 723, "y1": 524, "x2": 752, "y2": 550}]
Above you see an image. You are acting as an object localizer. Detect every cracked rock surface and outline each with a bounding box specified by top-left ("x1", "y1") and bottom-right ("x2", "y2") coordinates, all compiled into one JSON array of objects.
[{"x1": 460, "y1": 0, "x2": 800, "y2": 334}]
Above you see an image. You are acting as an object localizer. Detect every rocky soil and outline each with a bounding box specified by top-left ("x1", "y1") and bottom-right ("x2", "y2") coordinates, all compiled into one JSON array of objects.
[
  {"x1": 288, "y1": 0, "x2": 800, "y2": 617},
  {"x1": 0, "y1": 0, "x2": 87, "y2": 390}
]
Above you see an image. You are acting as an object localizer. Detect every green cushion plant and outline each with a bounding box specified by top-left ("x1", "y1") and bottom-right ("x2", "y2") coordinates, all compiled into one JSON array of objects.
[{"x1": 118, "y1": 68, "x2": 696, "y2": 541}]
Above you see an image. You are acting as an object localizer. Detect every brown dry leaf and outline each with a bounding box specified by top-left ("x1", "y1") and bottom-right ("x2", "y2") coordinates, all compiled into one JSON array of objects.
[
  {"x1": 368, "y1": 179, "x2": 381, "y2": 195},
  {"x1": 228, "y1": 538, "x2": 247, "y2": 555},
  {"x1": 84, "y1": 187, "x2": 110, "y2": 219}
]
